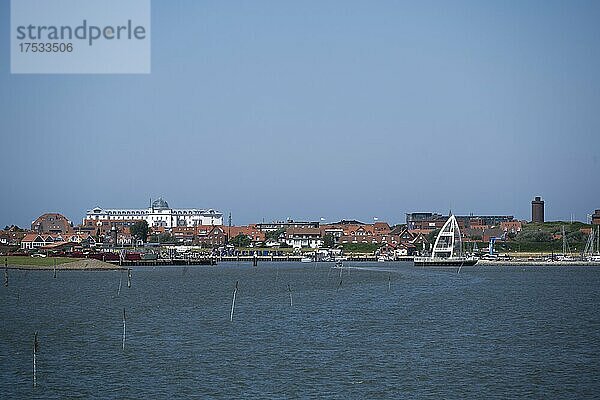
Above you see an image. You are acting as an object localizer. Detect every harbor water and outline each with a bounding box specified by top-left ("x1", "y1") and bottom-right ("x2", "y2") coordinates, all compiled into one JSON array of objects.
[{"x1": 1, "y1": 262, "x2": 599, "y2": 399}]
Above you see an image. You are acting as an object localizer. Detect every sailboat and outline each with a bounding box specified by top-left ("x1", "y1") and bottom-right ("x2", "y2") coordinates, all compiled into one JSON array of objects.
[
  {"x1": 414, "y1": 215, "x2": 478, "y2": 267},
  {"x1": 583, "y1": 226, "x2": 600, "y2": 262},
  {"x1": 557, "y1": 225, "x2": 574, "y2": 261}
]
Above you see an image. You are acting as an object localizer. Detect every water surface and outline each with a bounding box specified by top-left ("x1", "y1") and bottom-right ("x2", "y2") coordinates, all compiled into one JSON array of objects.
[{"x1": 1, "y1": 262, "x2": 599, "y2": 398}]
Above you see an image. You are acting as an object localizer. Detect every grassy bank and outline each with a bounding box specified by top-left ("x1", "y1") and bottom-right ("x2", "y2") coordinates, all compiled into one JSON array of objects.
[{"x1": 2, "y1": 256, "x2": 79, "y2": 267}]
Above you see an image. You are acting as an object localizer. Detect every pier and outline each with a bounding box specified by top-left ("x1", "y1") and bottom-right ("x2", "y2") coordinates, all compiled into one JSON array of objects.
[
  {"x1": 105, "y1": 254, "x2": 394, "y2": 266},
  {"x1": 478, "y1": 259, "x2": 600, "y2": 267},
  {"x1": 108, "y1": 258, "x2": 217, "y2": 267}
]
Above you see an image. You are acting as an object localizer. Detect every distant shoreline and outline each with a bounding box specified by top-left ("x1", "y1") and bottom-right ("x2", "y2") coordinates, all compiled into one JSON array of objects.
[{"x1": 4, "y1": 256, "x2": 600, "y2": 269}]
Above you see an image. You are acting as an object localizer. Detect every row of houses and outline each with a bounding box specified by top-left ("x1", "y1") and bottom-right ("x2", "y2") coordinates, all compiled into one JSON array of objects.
[
  {"x1": 321, "y1": 221, "x2": 430, "y2": 246},
  {"x1": 20, "y1": 232, "x2": 95, "y2": 250},
  {"x1": 3, "y1": 211, "x2": 529, "y2": 252}
]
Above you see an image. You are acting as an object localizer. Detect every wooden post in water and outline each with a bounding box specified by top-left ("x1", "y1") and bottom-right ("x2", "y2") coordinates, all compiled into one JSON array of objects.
[
  {"x1": 388, "y1": 273, "x2": 391, "y2": 291},
  {"x1": 288, "y1": 284, "x2": 293, "y2": 307},
  {"x1": 117, "y1": 272, "x2": 123, "y2": 296},
  {"x1": 230, "y1": 281, "x2": 239, "y2": 322},
  {"x1": 122, "y1": 308, "x2": 126, "y2": 350},
  {"x1": 33, "y1": 332, "x2": 38, "y2": 387},
  {"x1": 53, "y1": 258, "x2": 57, "y2": 279},
  {"x1": 127, "y1": 269, "x2": 132, "y2": 288},
  {"x1": 4, "y1": 258, "x2": 8, "y2": 287}
]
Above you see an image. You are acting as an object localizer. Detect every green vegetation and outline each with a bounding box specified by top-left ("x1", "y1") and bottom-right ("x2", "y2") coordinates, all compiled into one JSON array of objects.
[
  {"x1": 427, "y1": 229, "x2": 440, "y2": 244},
  {"x1": 148, "y1": 232, "x2": 175, "y2": 244},
  {"x1": 130, "y1": 220, "x2": 149, "y2": 242},
  {"x1": 341, "y1": 243, "x2": 380, "y2": 254},
  {"x1": 265, "y1": 228, "x2": 285, "y2": 241},
  {"x1": 468, "y1": 221, "x2": 592, "y2": 254},
  {"x1": 322, "y1": 234, "x2": 335, "y2": 248},
  {"x1": 511, "y1": 222, "x2": 588, "y2": 253},
  {"x1": 230, "y1": 234, "x2": 251, "y2": 248},
  {"x1": 499, "y1": 241, "x2": 567, "y2": 253},
  {"x1": 3, "y1": 256, "x2": 79, "y2": 267}
]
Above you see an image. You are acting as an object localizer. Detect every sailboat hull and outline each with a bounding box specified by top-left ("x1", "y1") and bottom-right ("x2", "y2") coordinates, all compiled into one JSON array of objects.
[{"x1": 414, "y1": 257, "x2": 478, "y2": 267}]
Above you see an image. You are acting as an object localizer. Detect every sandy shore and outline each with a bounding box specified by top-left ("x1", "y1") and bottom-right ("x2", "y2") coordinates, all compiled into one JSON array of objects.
[{"x1": 6, "y1": 258, "x2": 125, "y2": 271}]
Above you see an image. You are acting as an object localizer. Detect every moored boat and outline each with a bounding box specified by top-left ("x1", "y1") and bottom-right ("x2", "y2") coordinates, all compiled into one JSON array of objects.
[
  {"x1": 413, "y1": 215, "x2": 478, "y2": 267},
  {"x1": 414, "y1": 256, "x2": 478, "y2": 266}
]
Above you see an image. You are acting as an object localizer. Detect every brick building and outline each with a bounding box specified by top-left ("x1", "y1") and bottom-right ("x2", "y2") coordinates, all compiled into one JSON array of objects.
[{"x1": 31, "y1": 213, "x2": 72, "y2": 234}]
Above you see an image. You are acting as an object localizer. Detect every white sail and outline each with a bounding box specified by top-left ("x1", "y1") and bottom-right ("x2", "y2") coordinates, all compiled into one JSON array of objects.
[
  {"x1": 431, "y1": 215, "x2": 462, "y2": 259},
  {"x1": 414, "y1": 214, "x2": 477, "y2": 267}
]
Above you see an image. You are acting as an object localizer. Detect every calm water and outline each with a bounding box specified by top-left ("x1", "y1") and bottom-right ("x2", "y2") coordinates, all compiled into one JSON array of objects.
[{"x1": 1, "y1": 262, "x2": 600, "y2": 399}]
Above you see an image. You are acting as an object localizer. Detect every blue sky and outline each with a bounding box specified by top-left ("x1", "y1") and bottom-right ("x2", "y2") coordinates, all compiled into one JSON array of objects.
[{"x1": 1, "y1": 0, "x2": 599, "y2": 227}]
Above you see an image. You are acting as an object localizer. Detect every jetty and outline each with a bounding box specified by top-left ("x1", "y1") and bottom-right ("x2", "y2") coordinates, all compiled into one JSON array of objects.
[
  {"x1": 107, "y1": 258, "x2": 216, "y2": 267},
  {"x1": 478, "y1": 259, "x2": 600, "y2": 267},
  {"x1": 108, "y1": 254, "x2": 385, "y2": 265}
]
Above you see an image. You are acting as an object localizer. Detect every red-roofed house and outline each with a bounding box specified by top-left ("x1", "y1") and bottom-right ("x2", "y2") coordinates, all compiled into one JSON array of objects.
[
  {"x1": 21, "y1": 234, "x2": 48, "y2": 250},
  {"x1": 227, "y1": 225, "x2": 265, "y2": 246},
  {"x1": 31, "y1": 213, "x2": 72, "y2": 234},
  {"x1": 195, "y1": 226, "x2": 227, "y2": 247}
]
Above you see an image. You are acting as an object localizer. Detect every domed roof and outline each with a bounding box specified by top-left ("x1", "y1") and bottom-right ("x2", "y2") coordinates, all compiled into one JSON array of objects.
[{"x1": 152, "y1": 197, "x2": 169, "y2": 209}]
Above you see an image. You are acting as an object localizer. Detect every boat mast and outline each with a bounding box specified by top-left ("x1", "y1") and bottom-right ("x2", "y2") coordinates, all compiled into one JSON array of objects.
[
  {"x1": 562, "y1": 226, "x2": 568, "y2": 255},
  {"x1": 584, "y1": 229, "x2": 593, "y2": 257},
  {"x1": 597, "y1": 226, "x2": 600, "y2": 256}
]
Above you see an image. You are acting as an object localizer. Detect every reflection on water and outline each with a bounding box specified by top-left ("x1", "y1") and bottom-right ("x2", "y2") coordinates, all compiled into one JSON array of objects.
[{"x1": 1, "y1": 262, "x2": 600, "y2": 399}]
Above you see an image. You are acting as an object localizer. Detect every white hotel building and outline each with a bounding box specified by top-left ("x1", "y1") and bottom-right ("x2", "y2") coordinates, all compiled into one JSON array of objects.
[{"x1": 84, "y1": 197, "x2": 223, "y2": 228}]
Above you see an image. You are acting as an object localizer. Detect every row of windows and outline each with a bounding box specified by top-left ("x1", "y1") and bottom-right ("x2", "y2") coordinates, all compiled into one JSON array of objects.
[{"x1": 92, "y1": 210, "x2": 217, "y2": 216}]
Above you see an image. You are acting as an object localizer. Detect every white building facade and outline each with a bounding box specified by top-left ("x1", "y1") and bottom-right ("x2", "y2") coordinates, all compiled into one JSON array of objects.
[{"x1": 84, "y1": 197, "x2": 223, "y2": 228}]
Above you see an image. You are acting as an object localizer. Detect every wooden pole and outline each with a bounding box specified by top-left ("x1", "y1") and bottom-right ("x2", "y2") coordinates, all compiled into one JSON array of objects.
[
  {"x1": 122, "y1": 308, "x2": 126, "y2": 350},
  {"x1": 33, "y1": 332, "x2": 38, "y2": 387},
  {"x1": 230, "y1": 281, "x2": 239, "y2": 322},
  {"x1": 288, "y1": 284, "x2": 293, "y2": 307}
]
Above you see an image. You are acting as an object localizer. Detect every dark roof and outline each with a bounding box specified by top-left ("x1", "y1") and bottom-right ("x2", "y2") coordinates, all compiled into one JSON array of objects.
[{"x1": 331, "y1": 220, "x2": 366, "y2": 226}]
